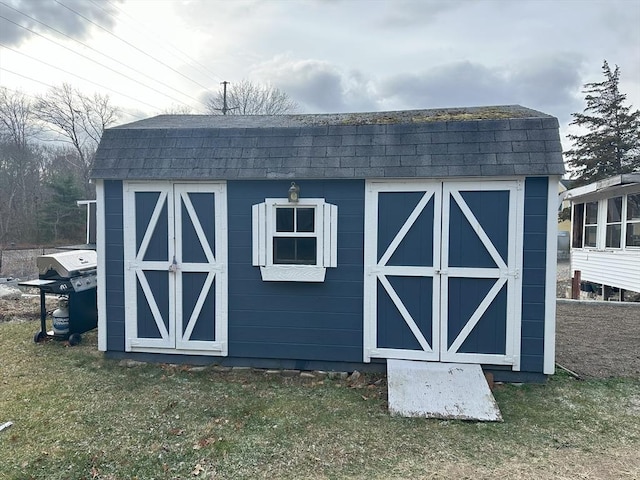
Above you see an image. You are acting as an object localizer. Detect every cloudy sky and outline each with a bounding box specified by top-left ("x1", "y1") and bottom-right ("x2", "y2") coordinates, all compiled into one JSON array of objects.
[{"x1": 1, "y1": 0, "x2": 639, "y2": 149}]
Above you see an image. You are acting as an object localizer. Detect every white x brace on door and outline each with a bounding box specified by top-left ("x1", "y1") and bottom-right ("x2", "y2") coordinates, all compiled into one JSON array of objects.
[
  {"x1": 364, "y1": 180, "x2": 523, "y2": 369},
  {"x1": 124, "y1": 183, "x2": 228, "y2": 356}
]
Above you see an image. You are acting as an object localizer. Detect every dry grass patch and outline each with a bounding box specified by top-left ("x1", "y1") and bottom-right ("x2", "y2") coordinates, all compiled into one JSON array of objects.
[{"x1": 1, "y1": 319, "x2": 639, "y2": 480}]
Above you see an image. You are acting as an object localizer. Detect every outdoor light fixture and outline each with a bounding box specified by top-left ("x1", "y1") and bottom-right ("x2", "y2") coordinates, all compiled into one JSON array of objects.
[{"x1": 288, "y1": 182, "x2": 300, "y2": 203}]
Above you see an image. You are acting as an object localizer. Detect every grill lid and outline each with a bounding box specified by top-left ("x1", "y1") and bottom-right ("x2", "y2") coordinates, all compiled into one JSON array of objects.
[{"x1": 37, "y1": 250, "x2": 97, "y2": 278}]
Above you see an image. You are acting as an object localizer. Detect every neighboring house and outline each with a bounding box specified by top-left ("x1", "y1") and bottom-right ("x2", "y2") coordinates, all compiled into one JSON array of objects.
[
  {"x1": 564, "y1": 173, "x2": 640, "y2": 299},
  {"x1": 557, "y1": 179, "x2": 572, "y2": 233},
  {"x1": 91, "y1": 106, "x2": 564, "y2": 383}
]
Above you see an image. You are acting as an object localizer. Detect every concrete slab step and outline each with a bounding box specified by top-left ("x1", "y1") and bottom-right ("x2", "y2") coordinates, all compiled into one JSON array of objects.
[{"x1": 387, "y1": 360, "x2": 502, "y2": 422}]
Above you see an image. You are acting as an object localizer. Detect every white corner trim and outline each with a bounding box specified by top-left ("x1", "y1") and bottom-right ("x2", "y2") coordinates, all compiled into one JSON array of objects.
[
  {"x1": 95, "y1": 180, "x2": 107, "y2": 352},
  {"x1": 260, "y1": 265, "x2": 326, "y2": 282},
  {"x1": 544, "y1": 176, "x2": 560, "y2": 375}
]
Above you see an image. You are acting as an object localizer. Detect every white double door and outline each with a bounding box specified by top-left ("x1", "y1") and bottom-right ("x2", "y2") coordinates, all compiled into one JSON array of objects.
[
  {"x1": 124, "y1": 183, "x2": 227, "y2": 355},
  {"x1": 364, "y1": 180, "x2": 524, "y2": 368}
]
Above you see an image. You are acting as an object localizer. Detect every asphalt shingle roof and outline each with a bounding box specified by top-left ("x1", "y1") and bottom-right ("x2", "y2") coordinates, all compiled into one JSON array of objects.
[{"x1": 91, "y1": 105, "x2": 565, "y2": 180}]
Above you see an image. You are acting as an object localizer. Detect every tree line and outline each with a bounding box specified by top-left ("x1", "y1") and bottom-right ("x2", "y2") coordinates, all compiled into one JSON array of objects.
[{"x1": 0, "y1": 83, "x2": 119, "y2": 246}]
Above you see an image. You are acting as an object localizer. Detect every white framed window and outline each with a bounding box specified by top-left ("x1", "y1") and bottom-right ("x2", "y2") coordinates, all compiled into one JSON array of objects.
[
  {"x1": 583, "y1": 201, "x2": 598, "y2": 247},
  {"x1": 626, "y1": 193, "x2": 640, "y2": 248},
  {"x1": 252, "y1": 198, "x2": 338, "y2": 282},
  {"x1": 572, "y1": 192, "x2": 640, "y2": 250},
  {"x1": 605, "y1": 196, "x2": 623, "y2": 248}
]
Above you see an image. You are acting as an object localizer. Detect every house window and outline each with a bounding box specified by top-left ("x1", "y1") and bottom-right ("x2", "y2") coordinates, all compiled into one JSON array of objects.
[
  {"x1": 583, "y1": 201, "x2": 598, "y2": 247},
  {"x1": 626, "y1": 194, "x2": 640, "y2": 247},
  {"x1": 605, "y1": 197, "x2": 622, "y2": 248},
  {"x1": 253, "y1": 198, "x2": 338, "y2": 282},
  {"x1": 572, "y1": 203, "x2": 584, "y2": 248}
]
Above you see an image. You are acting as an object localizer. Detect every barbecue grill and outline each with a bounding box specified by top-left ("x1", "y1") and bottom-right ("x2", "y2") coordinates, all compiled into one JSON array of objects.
[{"x1": 19, "y1": 250, "x2": 98, "y2": 345}]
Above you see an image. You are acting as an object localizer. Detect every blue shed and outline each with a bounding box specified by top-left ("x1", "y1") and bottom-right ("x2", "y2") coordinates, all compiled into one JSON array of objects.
[{"x1": 91, "y1": 106, "x2": 564, "y2": 382}]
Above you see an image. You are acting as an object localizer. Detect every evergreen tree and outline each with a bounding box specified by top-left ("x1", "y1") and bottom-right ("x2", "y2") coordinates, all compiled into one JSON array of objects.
[
  {"x1": 38, "y1": 173, "x2": 85, "y2": 244},
  {"x1": 566, "y1": 60, "x2": 640, "y2": 185}
]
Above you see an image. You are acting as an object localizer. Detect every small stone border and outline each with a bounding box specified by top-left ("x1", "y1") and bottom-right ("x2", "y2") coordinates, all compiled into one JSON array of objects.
[{"x1": 118, "y1": 360, "x2": 365, "y2": 383}]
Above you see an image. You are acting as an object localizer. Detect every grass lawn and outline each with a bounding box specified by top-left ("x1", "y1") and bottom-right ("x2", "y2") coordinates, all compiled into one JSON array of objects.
[{"x1": 1, "y1": 319, "x2": 639, "y2": 480}]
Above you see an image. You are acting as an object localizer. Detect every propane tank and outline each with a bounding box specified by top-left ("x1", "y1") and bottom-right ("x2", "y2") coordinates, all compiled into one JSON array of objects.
[{"x1": 52, "y1": 299, "x2": 70, "y2": 335}]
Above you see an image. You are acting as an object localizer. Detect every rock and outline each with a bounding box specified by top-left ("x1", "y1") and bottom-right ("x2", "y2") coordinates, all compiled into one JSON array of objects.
[
  {"x1": 0, "y1": 285, "x2": 22, "y2": 300},
  {"x1": 188, "y1": 366, "x2": 207, "y2": 372},
  {"x1": 347, "y1": 370, "x2": 362, "y2": 384},
  {"x1": 119, "y1": 359, "x2": 147, "y2": 368},
  {"x1": 212, "y1": 365, "x2": 232, "y2": 372}
]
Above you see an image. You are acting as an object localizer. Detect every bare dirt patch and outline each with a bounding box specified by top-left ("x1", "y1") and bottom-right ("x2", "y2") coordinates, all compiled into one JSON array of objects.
[{"x1": 555, "y1": 301, "x2": 640, "y2": 379}]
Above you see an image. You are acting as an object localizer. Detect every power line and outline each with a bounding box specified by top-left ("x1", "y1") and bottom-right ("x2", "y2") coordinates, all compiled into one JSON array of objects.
[
  {"x1": 0, "y1": 67, "x2": 54, "y2": 90},
  {"x1": 0, "y1": 1, "x2": 208, "y2": 110},
  {"x1": 0, "y1": 77, "x2": 151, "y2": 127},
  {"x1": 0, "y1": 61, "x2": 162, "y2": 113},
  {"x1": 54, "y1": 0, "x2": 214, "y2": 93},
  {"x1": 93, "y1": 0, "x2": 225, "y2": 85}
]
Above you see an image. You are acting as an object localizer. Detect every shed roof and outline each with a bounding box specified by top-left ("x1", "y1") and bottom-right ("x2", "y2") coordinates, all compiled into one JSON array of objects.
[{"x1": 92, "y1": 105, "x2": 565, "y2": 180}]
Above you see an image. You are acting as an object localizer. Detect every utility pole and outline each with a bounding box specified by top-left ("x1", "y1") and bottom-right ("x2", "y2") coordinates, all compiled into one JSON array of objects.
[{"x1": 217, "y1": 81, "x2": 238, "y2": 115}]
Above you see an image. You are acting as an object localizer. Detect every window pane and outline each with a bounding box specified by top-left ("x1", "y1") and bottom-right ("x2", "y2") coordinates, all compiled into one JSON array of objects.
[
  {"x1": 274, "y1": 237, "x2": 296, "y2": 262},
  {"x1": 572, "y1": 203, "x2": 584, "y2": 248},
  {"x1": 584, "y1": 225, "x2": 597, "y2": 247},
  {"x1": 276, "y1": 208, "x2": 294, "y2": 232},
  {"x1": 607, "y1": 197, "x2": 622, "y2": 222},
  {"x1": 606, "y1": 224, "x2": 621, "y2": 248},
  {"x1": 296, "y1": 238, "x2": 317, "y2": 262},
  {"x1": 585, "y1": 201, "x2": 598, "y2": 224},
  {"x1": 296, "y1": 208, "x2": 315, "y2": 232},
  {"x1": 273, "y1": 238, "x2": 317, "y2": 264},
  {"x1": 627, "y1": 194, "x2": 640, "y2": 221},
  {"x1": 627, "y1": 222, "x2": 640, "y2": 247}
]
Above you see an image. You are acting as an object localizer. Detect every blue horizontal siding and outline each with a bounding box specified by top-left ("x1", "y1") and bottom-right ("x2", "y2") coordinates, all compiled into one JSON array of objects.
[
  {"x1": 104, "y1": 180, "x2": 125, "y2": 351},
  {"x1": 102, "y1": 176, "x2": 551, "y2": 377},
  {"x1": 227, "y1": 180, "x2": 365, "y2": 363},
  {"x1": 520, "y1": 176, "x2": 549, "y2": 373}
]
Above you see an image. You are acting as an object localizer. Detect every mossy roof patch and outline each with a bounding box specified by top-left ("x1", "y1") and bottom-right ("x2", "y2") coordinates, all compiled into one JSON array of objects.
[{"x1": 114, "y1": 105, "x2": 550, "y2": 130}]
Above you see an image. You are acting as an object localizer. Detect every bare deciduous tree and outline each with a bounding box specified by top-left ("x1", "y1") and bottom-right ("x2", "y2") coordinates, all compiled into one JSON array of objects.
[
  {"x1": 0, "y1": 88, "x2": 40, "y2": 148},
  {"x1": 0, "y1": 88, "x2": 42, "y2": 243},
  {"x1": 162, "y1": 104, "x2": 194, "y2": 114},
  {"x1": 206, "y1": 80, "x2": 299, "y2": 115},
  {"x1": 34, "y1": 83, "x2": 119, "y2": 195}
]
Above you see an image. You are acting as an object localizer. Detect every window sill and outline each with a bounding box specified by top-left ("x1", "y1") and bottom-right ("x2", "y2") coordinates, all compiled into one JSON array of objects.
[{"x1": 260, "y1": 265, "x2": 326, "y2": 282}]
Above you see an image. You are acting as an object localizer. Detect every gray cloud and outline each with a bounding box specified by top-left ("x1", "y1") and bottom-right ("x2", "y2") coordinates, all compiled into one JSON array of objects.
[
  {"x1": 0, "y1": 0, "x2": 123, "y2": 46},
  {"x1": 252, "y1": 54, "x2": 586, "y2": 123},
  {"x1": 251, "y1": 58, "x2": 379, "y2": 114},
  {"x1": 377, "y1": 57, "x2": 584, "y2": 124},
  {"x1": 376, "y1": 0, "x2": 467, "y2": 28}
]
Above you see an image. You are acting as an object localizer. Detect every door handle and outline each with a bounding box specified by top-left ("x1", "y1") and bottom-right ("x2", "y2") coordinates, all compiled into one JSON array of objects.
[{"x1": 168, "y1": 257, "x2": 179, "y2": 272}]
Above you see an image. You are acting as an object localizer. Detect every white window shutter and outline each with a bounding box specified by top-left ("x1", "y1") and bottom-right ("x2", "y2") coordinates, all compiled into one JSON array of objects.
[
  {"x1": 252, "y1": 202, "x2": 267, "y2": 266},
  {"x1": 323, "y1": 203, "x2": 338, "y2": 268}
]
